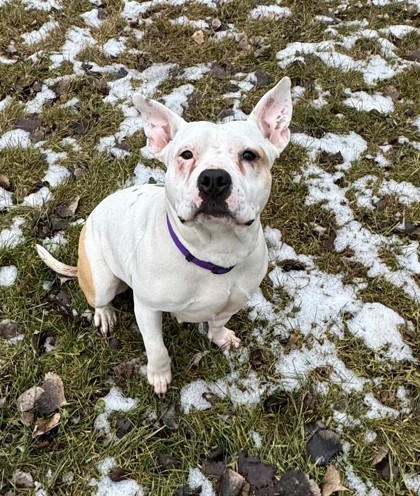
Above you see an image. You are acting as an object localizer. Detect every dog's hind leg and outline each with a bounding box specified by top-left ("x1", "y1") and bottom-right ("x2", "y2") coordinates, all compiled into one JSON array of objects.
[{"x1": 78, "y1": 225, "x2": 127, "y2": 336}]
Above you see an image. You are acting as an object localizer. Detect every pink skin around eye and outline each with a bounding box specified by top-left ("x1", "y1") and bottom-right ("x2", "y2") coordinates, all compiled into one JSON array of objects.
[{"x1": 176, "y1": 150, "x2": 197, "y2": 179}]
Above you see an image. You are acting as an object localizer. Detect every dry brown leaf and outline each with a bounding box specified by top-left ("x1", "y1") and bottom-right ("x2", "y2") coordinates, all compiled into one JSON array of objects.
[
  {"x1": 192, "y1": 30, "x2": 205, "y2": 45},
  {"x1": 17, "y1": 386, "x2": 44, "y2": 412},
  {"x1": 36, "y1": 372, "x2": 68, "y2": 414},
  {"x1": 372, "y1": 446, "x2": 388, "y2": 466},
  {"x1": 321, "y1": 465, "x2": 348, "y2": 496},
  {"x1": 32, "y1": 412, "x2": 61, "y2": 438}
]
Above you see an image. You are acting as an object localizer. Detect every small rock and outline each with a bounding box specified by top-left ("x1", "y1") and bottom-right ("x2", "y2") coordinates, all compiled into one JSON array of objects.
[
  {"x1": 192, "y1": 30, "x2": 205, "y2": 45},
  {"x1": 211, "y1": 18, "x2": 222, "y2": 30},
  {"x1": 31, "y1": 81, "x2": 42, "y2": 93},
  {"x1": 383, "y1": 85, "x2": 402, "y2": 102},
  {"x1": 108, "y1": 337, "x2": 121, "y2": 349},
  {"x1": 0, "y1": 174, "x2": 11, "y2": 190}
]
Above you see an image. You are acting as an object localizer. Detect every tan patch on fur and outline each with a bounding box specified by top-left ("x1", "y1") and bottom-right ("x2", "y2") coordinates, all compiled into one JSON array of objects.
[{"x1": 77, "y1": 224, "x2": 95, "y2": 307}]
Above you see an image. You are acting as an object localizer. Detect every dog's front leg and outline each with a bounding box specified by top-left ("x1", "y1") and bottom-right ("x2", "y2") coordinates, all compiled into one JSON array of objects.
[
  {"x1": 207, "y1": 318, "x2": 241, "y2": 351},
  {"x1": 133, "y1": 298, "x2": 171, "y2": 396}
]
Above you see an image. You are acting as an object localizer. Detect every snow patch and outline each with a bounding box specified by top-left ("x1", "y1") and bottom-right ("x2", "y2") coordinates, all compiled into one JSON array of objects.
[{"x1": 0, "y1": 266, "x2": 18, "y2": 287}]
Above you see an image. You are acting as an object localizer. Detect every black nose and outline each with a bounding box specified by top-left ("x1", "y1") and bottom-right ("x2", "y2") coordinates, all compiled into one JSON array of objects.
[{"x1": 197, "y1": 169, "x2": 232, "y2": 197}]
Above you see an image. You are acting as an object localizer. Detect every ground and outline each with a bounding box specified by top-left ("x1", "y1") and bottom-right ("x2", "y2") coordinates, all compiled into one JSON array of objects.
[{"x1": 0, "y1": 0, "x2": 419, "y2": 494}]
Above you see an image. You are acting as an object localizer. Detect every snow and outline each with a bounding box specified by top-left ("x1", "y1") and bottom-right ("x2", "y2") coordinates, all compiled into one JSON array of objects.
[
  {"x1": 22, "y1": 0, "x2": 61, "y2": 11},
  {"x1": 0, "y1": 187, "x2": 13, "y2": 211},
  {"x1": 50, "y1": 27, "x2": 96, "y2": 69},
  {"x1": 0, "y1": 96, "x2": 12, "y2": 111},
  {"x1": 42, "y1": 232, "x2": 67, "y2": 252},
  {"x1": 94, "y1": 387, "x2": 138, "y2": 435},
  {"x1": 0, "y1": 265, "x2": 18, "y2": 287},
  {"x1": 251, "y1": 431, "x2": 262, "y2": 449},
  {"x1": 81, "y1": 8, "x2": 104, "y2": 28},
  {"x1": 343, "y1": 90, "x2": 394, "y2": 114},
  {"x1": 23, "y1": 187, "x2": 52, "y2": 207},
  {"x1": 345, "y1": 466, "x2": 382, "y2": 496},
  {"x1": 347, "y1": 303, "x2": 412, "y2": 362},
  {"x1": 21, "y1": 20, "x2": 59, "y2": 44},
  {"x1": 162, "y1": 84, "x2": 195, "y2": 115},
  {"x1": 250, "y1": 5, "x2": 291, "y2": 20},
  {"x1": 363, "y1": 393, "x2": 399, "y2": 419},
  {"x1": 26, "y1": 85, "x2": 56, "y2": 114},
  {"x1": 0, "y1": 129, "x2": 31, "y2": 150},
  {"x1": 92, "y1": 457, "x2": 144, "y2": 496},
  {"x1": 187, "y1": 468, "x2": 215, "y2": 496},
  {"x1": 0, "y1": 217, "x2": 25, "y2": 249},
  {"x1": 405, "y1": 475, "x2": 420, "y2": 494},
  {"x1": 102, "y1": 38, "x2": 127, "y2": 57}
]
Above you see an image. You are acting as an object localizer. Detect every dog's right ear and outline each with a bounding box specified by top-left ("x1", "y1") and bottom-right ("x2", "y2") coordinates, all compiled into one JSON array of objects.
[{"x1": 133, "y1": 94, "x2": 186, "y2": 155}]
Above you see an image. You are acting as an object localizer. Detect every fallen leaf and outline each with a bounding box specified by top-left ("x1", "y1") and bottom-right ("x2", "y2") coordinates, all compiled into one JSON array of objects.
[
  {"x1": 375, "y1": 196, "x2": 390, "y2": 211},
  {"x1": 319, "y1": 151, "x2": 344, "y2": 169},
  {"x1": 263, "y1": 391, "x2": 289, "y2": 412},
  {"x1": 254, "y1": 45, "x2": 271, "y2": 58},
  {"x1": 237, "y1": 33, "x2": 251, "y2": 51},
  {"x1": 116, "y1": 417, "x2": 133, "y2": 438},
  {"x1": 32, "y1": 331, "x2": 57, "y2": 354},
  {"x1": 31, "y1": 81, "x2": 42, "y2": 93},
  {"x1": 114, "y1": 359, "x2": 136, "y2": 383},
  {"x1": 12, "y1": 470, "x2": 34, "y2": 488},
  {"x1": 0, "y1": 174, "x2": 11, "y2": 190},
  {"x1": 161, "y1": 403, "x2": 179, "y2": 430},
  {"x1": 55, "y1": 196, "x2": 80, "y2": 218},
  {"x1": 36, "y1": 372, "x2": 68, "y2": 414},
  {"x1": 383, "y1": 85, "x2": 402, "y2": 102},
  {"x1": 192, "y1": 30, "x2": 205, "y2": 45},
  {"x1": 250, "y1": 348, "x2": 265, "y2": 369},
  {"x1": 405, "y1": 49, "x2": 420, "y2": 61},
  {"x1": 15, "y1": 118, "x2": 42, "y2": 132},
  {"x1": 321, "y1": 465, "x2": 348, "y2": 496},
  {"x1": 71, "y1": 119, "x2": 90, "y2": 135},
  {"x1": 237, "y1": 452, "x2": 276, "y2": 489},
  {"x1": 322, "y1": 231, "x2": 337, "y2": 252},
  {"x1": 276, "y1": 469, "x2": 321, "y2": 496},
  {"x1": 0, "y1": 320, "x2": 23, "y2": 341},
  {"x1": 372, "y1": 446, "x2": 399, "y2": 481},
  {"x1": 108, "y1": 467, "x2": 132, "y2": 482},
  {"x1": 280, "y1": 260, "x2": 306, "y2": 272},
  {"x1": 108, "y1": 337, "x2": 121, "y2": 349},
  {"x1": 53, "y1": 76, "x2": 72, "y2": 97},
  {"x1": 216, "y1": 468, "x2": 246, "y2": 496},
  {"x1": 189, "y1": 350, "x2": 210, "y2": 368},
  {"x1": 157, "y1": 453, "x2": 181, "y2": 472},
  {"x1": 395, "y1": 221, "x2": 420, "y2": 240},
  {"x1": 254, "y1": 70, "x2": 273, "y2": 86},
  {"x1": 32, "y1": 412, "x2": 60, "y2": 438},
  {"x1": 111, "y1": 67, "x2": 128, "y2": 80},
  {"x1": 17, "y1": 387, "x2": 44, "y2": 412},
  {"x1": 97, "y1": 6, "x2": 108, "y2": 19},
  {"x1": 306, "y1": 422, "x2": 342, "y2": 465},
  {"x1": 115, "y1": 140, "x2": 130, "y2": 152},
  {"x1": 202, "y1": 446, "x2": 230, "y2": 477}
]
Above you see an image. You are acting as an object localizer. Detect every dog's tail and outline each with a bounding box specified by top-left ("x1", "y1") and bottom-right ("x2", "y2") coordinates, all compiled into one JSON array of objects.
[{"x1": 36, "y1": 244, "x2": 78, "y2": 278}]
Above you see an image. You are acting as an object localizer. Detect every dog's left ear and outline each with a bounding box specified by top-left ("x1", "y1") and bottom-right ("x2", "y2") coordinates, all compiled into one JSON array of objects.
[
  {"x1": 248, "y1": 76, "x2": 292, "y2": 154},
  {"x1": 133, "y1": 94, "x2": 186, "y2": 155}
]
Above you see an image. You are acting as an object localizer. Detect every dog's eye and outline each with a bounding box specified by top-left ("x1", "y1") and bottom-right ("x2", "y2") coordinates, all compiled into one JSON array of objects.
[
  {"x1": 180, "y1": 150, "x2": 193, "y2": 160},
  {"x1": 242, "y1": 150, "x2": 258, "y2": 161}
]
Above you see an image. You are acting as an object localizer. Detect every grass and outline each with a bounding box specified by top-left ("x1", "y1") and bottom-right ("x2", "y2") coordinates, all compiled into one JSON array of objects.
[{"x1": 0, "y1": 0, "x2": 419, "y2": 494}]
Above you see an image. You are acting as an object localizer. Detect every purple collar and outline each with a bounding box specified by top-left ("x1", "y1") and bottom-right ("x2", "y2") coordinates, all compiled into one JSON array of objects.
[{"x1": 166, "y1": 214, "x2": 235, "y2": 275}]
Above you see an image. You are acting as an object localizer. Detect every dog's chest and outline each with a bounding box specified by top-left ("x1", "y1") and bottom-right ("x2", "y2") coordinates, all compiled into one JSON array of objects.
[{"x1": 170, "y1": 276, "x2": 252, "y2": 323}]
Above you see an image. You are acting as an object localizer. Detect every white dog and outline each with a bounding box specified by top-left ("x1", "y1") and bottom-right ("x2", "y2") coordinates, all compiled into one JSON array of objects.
[{"x1": 37, "y1": 77, "x2": 292, "y2": 395}]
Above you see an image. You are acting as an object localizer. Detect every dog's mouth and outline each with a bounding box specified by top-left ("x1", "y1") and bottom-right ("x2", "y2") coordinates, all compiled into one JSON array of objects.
[{"x1": 178, "y1": 203, "x2": 254, "y2": 226}]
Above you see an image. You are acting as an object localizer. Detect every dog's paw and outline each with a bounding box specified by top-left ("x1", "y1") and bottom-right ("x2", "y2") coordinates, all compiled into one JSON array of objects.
[
  {"x1": 94, "y1": 305, "x2": 117, "y2": 337},
  {"x1": 147, "y1": 365, "x2": 172, "y2": 396},
  {"x1": 208, "y1": 327, "x2": 241, "y2": 351}
]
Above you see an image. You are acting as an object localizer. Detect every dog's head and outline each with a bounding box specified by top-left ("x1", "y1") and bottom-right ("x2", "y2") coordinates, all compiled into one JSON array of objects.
[{"x1": 133, "y1": 77, "x2": 292, "y2": 227}]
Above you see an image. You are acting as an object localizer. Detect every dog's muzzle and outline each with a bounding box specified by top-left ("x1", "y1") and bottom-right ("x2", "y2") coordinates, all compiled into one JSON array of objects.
[{"x1": 196, "y1": 168, "x2": 232, "y2": 218}]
